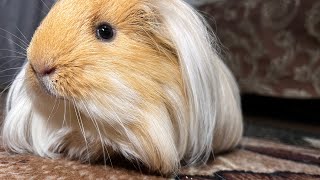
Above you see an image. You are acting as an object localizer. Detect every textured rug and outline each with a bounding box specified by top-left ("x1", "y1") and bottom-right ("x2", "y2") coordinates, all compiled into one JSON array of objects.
[{"x1": 0, "y1": 119, "x2": 319, "y2": 179}]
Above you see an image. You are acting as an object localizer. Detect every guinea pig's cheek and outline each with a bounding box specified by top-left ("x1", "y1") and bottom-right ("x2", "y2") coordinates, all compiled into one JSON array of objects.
[
  {"x1": 52, "y1": 75, "x2": 71, "y2": 98},
  {"x1": 52, "y1": 70, "x2": 88, "y2": 99}
]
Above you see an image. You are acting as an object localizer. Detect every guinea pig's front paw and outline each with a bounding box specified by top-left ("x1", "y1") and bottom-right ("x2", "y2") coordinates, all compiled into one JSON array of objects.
[{"x1": 48, "y1": 130, "x2": 115, "y2": 163}]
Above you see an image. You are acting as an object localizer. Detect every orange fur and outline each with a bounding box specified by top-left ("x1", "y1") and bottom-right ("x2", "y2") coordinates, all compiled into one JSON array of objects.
[
  {"x1": 28, "y1": 0, "x2": 181, "y2": 100},
  {"x1": 27, "y1": 0, "x2": 185, "y2": 173}
]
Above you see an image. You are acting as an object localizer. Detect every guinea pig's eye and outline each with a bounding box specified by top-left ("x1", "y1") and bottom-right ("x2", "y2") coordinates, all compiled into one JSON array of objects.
[{"x1": 96, "y1": 23, "x2": 115, "y2": 41}]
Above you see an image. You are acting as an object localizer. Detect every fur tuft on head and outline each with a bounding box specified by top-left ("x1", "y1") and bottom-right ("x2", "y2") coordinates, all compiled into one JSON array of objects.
[{"x1": 2, "y1": 0, "x2": 242, "y2": 175}]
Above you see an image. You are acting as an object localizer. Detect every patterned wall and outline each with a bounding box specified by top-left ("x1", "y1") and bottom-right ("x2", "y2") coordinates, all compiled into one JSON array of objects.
[{"x1": 200, "y1": 0, "x2": 320, "y2": 98}]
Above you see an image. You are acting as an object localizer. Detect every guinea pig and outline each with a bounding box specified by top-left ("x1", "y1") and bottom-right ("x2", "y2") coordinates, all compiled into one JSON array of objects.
[{"x1": 2, "y1": 0, "x2": 243, "y2": 175}]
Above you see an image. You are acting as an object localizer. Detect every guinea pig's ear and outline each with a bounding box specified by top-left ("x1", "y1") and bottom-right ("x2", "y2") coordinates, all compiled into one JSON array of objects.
[{"x1": 153, "y1": 0, "x2": 243, "y2": 164}]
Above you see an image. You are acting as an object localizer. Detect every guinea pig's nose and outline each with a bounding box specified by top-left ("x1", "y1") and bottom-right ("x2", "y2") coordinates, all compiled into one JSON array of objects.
[
  {"x1": 31, "y1": 63, "x2": 56, "y2": 77},
  {"x1": 42, "y1": 67, "x2": 56, "y2": 76}
]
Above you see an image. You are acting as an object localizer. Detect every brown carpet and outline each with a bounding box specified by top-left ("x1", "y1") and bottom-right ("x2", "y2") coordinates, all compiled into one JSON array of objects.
[{"x1": 0, "y1": 135, "x2": 319, "y2": 179}]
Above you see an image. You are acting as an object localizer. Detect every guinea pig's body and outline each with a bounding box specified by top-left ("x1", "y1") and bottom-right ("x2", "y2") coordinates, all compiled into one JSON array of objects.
[{"x1": 2, "y1": 0, "x2": 243, "y2": 174}]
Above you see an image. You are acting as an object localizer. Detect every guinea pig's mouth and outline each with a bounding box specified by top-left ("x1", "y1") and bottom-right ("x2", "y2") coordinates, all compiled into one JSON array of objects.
[
  {"x1": 30, "y1": 66, "x2": 60, "y2": 98},
  {"x1": 38, "y1": 76, "x2": 58, "y2": 97}
]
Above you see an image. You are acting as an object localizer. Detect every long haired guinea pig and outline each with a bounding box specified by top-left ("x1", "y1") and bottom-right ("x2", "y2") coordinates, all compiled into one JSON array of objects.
[{"x1": 2, "y1": 0, "x2": 243, "y2": 174}]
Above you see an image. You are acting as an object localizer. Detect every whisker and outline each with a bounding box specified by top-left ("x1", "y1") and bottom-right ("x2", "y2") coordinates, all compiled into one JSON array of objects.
[
  {"x1": 0, "y1": 67, "x2": 24, "y2": 74},
  {"x1": 0, "y1": 76, "x2": 24, "y2": 83},
  {"x1": 0, "y1": 59, "x2": 25, "y2": 73},
  {"x1": 86, "y1": 89, "x2": 130, "y2": 139},
  {"x1": 0, "y1": 74, "x2": 23, "y2": 78},
  {"x1": 15, "y1": 25, "x2": 29, "y2": 44},
  {"x1": 45, "y1": 97, "x2": 58, "y2": 129},
  {"x1": 68, "y1": 100, "x2": 72, "y2": 128},
  {"x1": 72, "y1": 98, "x2": 91, "y2": 164},
  {"x1": 0, "y1": 55, "x2": 26, "y2": 61},
  {"x1": 80, "y1": 100, "x2": 111, "y2": 169},
  {"x1": 40, "y1": 0, "x2": 50, "y2": 11},
  {"x1": 0, "y1": 49, "x2": 27, "y2": 57},
  {"x1": 0, "y1": 27, "x2": 29, "y2": 47},
  {"x1": 0, "y1": 34, "x2": 28, "y2": 51},
  {"x1": 0, "y1": 79, "x2": 16, "y2": 99},
  {"x1": 0, "y1": 74, "x2": 22, "y2": 78},
  {"x1": 1, "y1": 78, "x2": 26, "y2": 91},
  {"x1": 62, "y1": 97, "x2": 67, "y2": 128}
]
